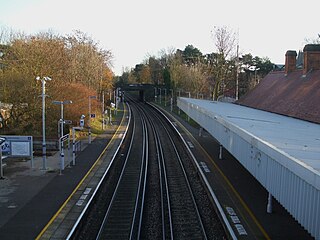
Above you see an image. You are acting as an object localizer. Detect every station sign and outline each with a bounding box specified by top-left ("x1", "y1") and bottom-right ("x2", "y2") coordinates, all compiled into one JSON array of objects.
[
  {"x1": 64, "y1": 120, "x2": 72, "y2": 124},
  {"x1": 60, "y1": 134, "x2": 69, "y2": 142},
  {"x1": 80, "y1": 119, "x2": 85, "y2": 127}
]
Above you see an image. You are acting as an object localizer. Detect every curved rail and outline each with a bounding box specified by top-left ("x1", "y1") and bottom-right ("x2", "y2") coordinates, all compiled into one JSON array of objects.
[
  {"x1": 150, "y1": 102, "x2": 237, "y2": 240},
  {"x1": 147, "y1": 104, "x2": 208, "y2": 239},
  {"x1": 135, "y1": 101, "x2": 173, "y2": 239},
  {"x1": 96, "y1": 102, "x2": 148, "y2": 240},
  {"x1": 128, "y1": 96, "x2": 211, "y2": 239}
]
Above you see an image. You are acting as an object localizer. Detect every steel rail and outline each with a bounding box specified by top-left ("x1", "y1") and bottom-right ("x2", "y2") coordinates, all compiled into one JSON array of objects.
[
  {"x1": 150, "y1": 102, "x2": 237, "y2": 240},
  {"x1": 152, "y1": 112, "x2": 175, "y2": 239},
  {"x1": 96, "y1": 100, "x2": 148, "y2": 240},
  {"x1": 148, "y1": 104, "x2": 208, "y2": 239},
  {"x1": 130, "y1": 102, "x2": 149, "y2": 239},
  {"x1": 134, "y1": 99, "x2": 207, "y2": 239},
  {"x1": 136, "y1": 101, "x2": 173, "y2": 239}
]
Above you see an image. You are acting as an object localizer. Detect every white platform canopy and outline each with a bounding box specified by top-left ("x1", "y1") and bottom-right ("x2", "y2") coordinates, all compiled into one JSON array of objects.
[{"x1": 177, "y1": 97, "x2": 320, "y2": 239}]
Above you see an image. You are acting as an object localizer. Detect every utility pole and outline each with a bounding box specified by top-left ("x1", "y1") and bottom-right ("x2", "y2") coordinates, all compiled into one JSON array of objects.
[
  {"x1": 236, "y1": 28, "x2": 240, "y2": 101},
  {"x1": 88, "y1": 95, "x2": 96, "y2": 144},
  {"x1": 178, "y1": 90, "x2": 181, "y2": 115},
  {"x1": 236, "y1": 44, "x2": 239, "y2": 101}
]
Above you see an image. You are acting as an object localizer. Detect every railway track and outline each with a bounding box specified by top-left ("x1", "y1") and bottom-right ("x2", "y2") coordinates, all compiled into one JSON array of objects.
[
  {"x1": 67, "y1": 96, "x2": 228, "y2": 239},
  {"x1": 96, "y1": 101, "x2": 148, "y2": 239}
]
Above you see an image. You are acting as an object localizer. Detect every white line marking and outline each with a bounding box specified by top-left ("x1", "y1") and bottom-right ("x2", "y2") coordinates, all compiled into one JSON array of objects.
[
  {"x1": 199, "y1": 161, "x2": 210, "y2": 172},
  {"x1": 76, "y1": 188, "x2": 92, "y2": 206},
  {"x1": 187, "y1": 141, "x2": 194, "y2": 148},
  {"x1": 226, "y1": 206, "x2": 248, "y2": 236}
]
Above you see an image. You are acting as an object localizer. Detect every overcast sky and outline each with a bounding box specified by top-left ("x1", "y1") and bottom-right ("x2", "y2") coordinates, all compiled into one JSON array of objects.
[{"x1": 1, "y1": 0, "x2": 318, "y2": 75}]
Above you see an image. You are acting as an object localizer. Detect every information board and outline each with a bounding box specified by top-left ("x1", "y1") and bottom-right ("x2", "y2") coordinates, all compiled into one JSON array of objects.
[
  {"x1": 1, "y1": 135, "x2": 33, "y2": 157},
  {"x1": 11, "y1": 141, "x2": 30, "y2": 156}
]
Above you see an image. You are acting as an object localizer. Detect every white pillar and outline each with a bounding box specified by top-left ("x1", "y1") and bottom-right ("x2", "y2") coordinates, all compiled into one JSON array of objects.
[
  {"x1": 88, "y1": 96, "x2": 92, "y2": 144},
  {"x1": 102, "y1": 91, "x2": 105, "y2": 130},
  {"x1": 59, "y1": 137, "x2": 64, "y2": 174},
  {"x1": 267, "y1": 192, "x2": 273, "y2": 213},
  {"x1": 41, "y1": 79, "x2": 47, "y2": 170},
  {"x1": 0, "y1": 147, "x2": 3, "y2": 179},
  {"x1": 219, "y1": 145, "x2": 223, "y2": 160},
  {"x1": 109, "y1": 109, "x2": 112, "y2": 125},
  {"x1": 61, "y1": 103, "x2": 64, "y2": 137},
  {"x1": 72, "y1": 127, "x2": 76, "y2": 166}
]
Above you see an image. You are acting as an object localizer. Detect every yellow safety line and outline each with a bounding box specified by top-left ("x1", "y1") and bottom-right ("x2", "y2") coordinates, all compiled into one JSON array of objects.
[
  {"x1": 171, "y1": 113, "x2": 271, "y2": 240},
  {"x1": 36, "y1": 104, "x2": 127, "y2": 240}
]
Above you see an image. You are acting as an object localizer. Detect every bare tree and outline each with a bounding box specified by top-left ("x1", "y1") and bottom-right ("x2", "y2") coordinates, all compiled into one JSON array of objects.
[
  {"x1": 305, "y1": 34, "x2": 320, "y2": 44},
  {"x1": 210, "y1": 26, "x2": 237, "y2": 100},
  {"x1": 0, "y1": 26, "x2": 16, "y2": 45}
]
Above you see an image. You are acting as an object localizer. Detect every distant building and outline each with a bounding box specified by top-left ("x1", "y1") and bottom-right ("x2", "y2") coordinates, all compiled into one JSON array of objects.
[{"x1": 237, "y1": 44, "x2": 320, "y2": 124}]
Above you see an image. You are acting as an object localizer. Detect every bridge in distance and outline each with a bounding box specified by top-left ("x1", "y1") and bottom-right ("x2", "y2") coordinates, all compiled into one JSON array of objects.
[{"x1": 120, "y1": 83, "x2": 156, "y2": 102}]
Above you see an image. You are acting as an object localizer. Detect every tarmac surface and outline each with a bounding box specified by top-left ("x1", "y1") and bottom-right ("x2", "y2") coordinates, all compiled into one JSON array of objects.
[
  {"x1": 0, "y1": 106, "x2": 127, "y2": 239},
  {"x1": 0, "y1": 102, "x2": 315, "y2": 240}
]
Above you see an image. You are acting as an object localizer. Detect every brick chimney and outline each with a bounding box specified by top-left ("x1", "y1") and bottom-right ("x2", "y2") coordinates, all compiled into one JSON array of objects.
[
  {"x1": 303, "y1": 44, "x2": 320, "y2": 75},
  {"x1": 285, "y1": 50, "x2": 297, "y2": 75}
]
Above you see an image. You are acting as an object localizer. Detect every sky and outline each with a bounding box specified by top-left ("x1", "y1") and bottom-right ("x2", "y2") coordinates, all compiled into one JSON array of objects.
[{"x1": 1, "y1": 0, "x2": 319, "y2": 75}]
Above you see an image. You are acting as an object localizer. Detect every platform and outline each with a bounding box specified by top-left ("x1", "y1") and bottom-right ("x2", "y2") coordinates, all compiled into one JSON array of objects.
[
  {"x1": 177, "y1": 97, "x2": 319, "y2": 239},
  {"x1": 0, "y1": 104, "x2": 128, "y2": 240}
]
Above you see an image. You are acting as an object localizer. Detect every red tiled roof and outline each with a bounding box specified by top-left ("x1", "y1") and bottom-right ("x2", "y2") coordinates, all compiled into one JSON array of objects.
[{"x1": 236, "y1": 69, "x2": 320, "y2": 124}]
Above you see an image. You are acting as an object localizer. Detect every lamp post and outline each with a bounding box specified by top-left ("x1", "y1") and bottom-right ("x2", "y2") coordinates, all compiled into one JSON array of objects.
[
  {"x1": 248, "y1": 65, "x2": 260, "y2": 86},
  {"x1": 88, "y1": 95, "x2": 96, "y2": 144},
  {"x1": 102, "y1": 91, "x2": 105, "y2": 130},
  {"x1": 164, "y1": 89, "x2": 167, "y2": 107},
  {"x1": 236, "y1": 45, "x2": 240, "y2": 101},
  {"x1": 36, "y1": 76, "x2": 51, "y2": 170},
  {"x1": 255, "y1": 67, "x2": 260, "y2": 84},
  {"x1": 178, "y1": 90, "x2": 181, "y2": 115},
  {"x1": 39, "y1": 77, "x2": 49, "y2": 169},
  {"x1": 52, "y1": 100, "x2": 72, "y2": 138},
  {"x1": 186, "y1": 91, "x2": 190, "y2": 121},
  {"x1": 170, "y1": 89, "x2": 173, "y2": 112}
]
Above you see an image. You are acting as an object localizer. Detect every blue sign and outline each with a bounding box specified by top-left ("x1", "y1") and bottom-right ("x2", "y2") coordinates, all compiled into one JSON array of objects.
[
  {"x1": 80, "y1": 119, "x2": 84, "y2": 127},
  {"x1": 1, "y1": 141, "x2": 10, "y2": 154},
  {"x1": 60, "y1": 134, "x2": 69, "y2": 142}
]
